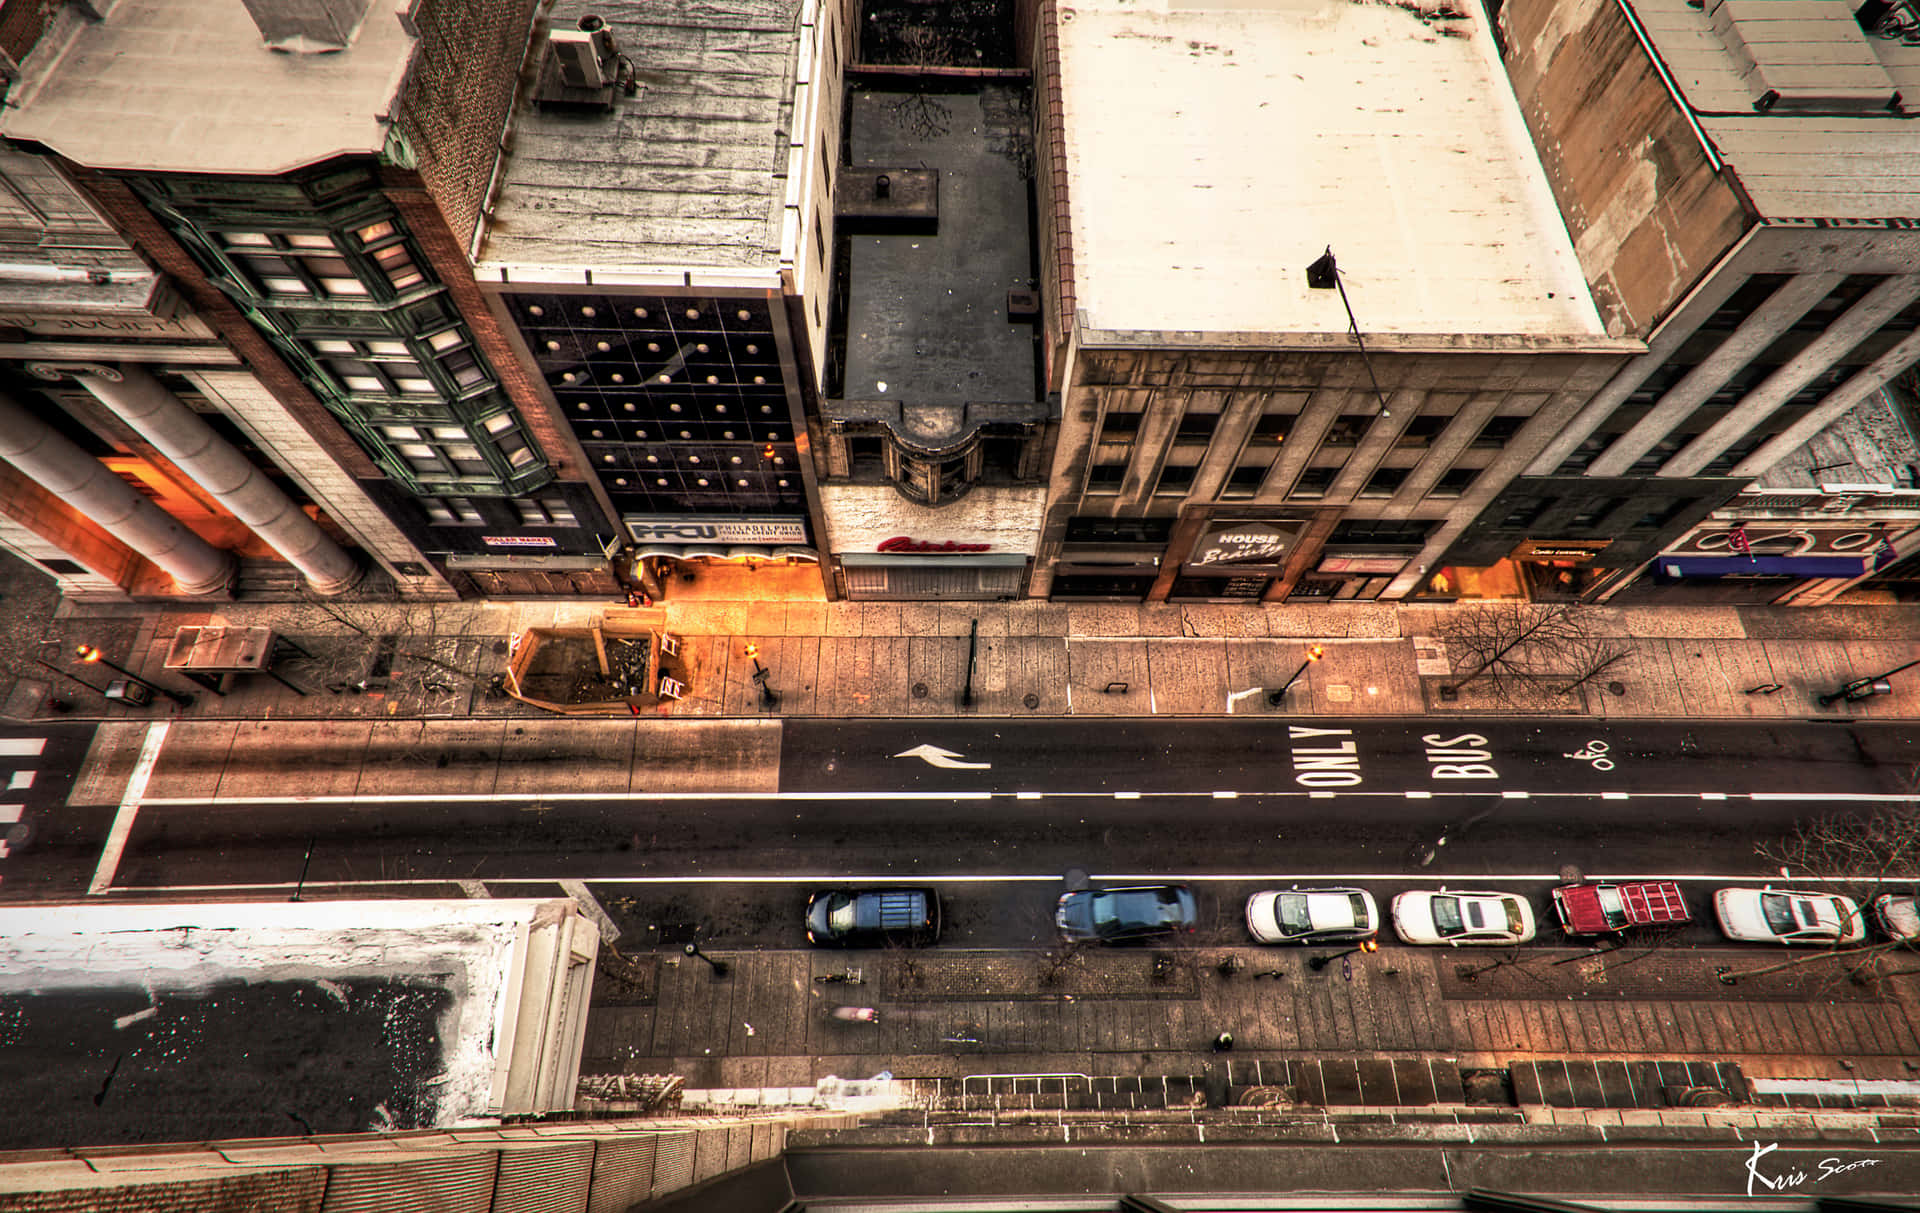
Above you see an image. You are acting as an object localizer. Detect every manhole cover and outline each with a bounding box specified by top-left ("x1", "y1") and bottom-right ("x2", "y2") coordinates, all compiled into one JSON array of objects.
[
  {"x1": 1023, "y1": 693, "x2": 1040, "y2": 710},
  {"x1": 1607, "y1": 680, "x2": 1627, "y2": 696},
  {"x1": 912, "y1": 682, "x2": 928, "y2": 698}
]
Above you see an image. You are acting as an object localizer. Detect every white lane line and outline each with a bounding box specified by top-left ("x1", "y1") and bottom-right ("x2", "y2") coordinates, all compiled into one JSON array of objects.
[
  {"x1": 117, "y1": 870, "x2": 1920, "y2": 895},
  {"x1": 0, "y1": 805, "x2": 20, "y2": 825},
  {"x1": 89, "y1": 720, "x2": 170, "y2": 896},
  {"x1": 123, "y1": 787, "x2": 1914, "y2": 809},
  {"x1": 1602, "y1": 792, "x2": 1629, "y2": 801},
  {"x1": 0, "y1": 739, "x2": 46, "y2": 757},
  {"x1": 1212, "y1": 791, "x2": 1238, "y2": 799},
  {"x1": 1114, "y1": 791, "x2": 1140, "y2": 800},
  {"x1": 7, "y1": 771, "x2": 35, "y2": 790}
]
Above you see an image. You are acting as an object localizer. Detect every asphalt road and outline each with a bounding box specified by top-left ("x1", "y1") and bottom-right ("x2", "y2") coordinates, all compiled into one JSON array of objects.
[{"x1": 4, "y1": 719, "x2": 1915, "y2": 956}]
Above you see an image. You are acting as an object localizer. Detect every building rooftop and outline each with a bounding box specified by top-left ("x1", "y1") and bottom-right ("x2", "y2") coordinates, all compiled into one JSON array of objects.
[
  {"x1": 476, "y1": 0, "x2": 801, "y2": 277},
  {"x1": 0, "y1": 0, "x2": 418, "y2": 175},
  {"x1": 0, "y1": 900, "x2": 577, "y2": 1148},
  {"x1": 1627, "y1": 0, "x2": 1920, "y2": 220},
  {"x1": 1054, "y1": 0, "x2": 1607, "y2": 341}
]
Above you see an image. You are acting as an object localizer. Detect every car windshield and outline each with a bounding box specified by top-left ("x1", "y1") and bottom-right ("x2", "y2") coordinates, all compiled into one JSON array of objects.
[
  {"x1": 827, "y1": 893, "x2": 856, "y2": 933},
  {"x1": 1503, "y1": 899, "x2": 1525, "y2": 935},
  {"x1": 1276, "y1": 893, "x2": 1312, "y2": 934},
  {"x1": 1596, "y1": 886, "x2": 1628, "y2": 928},
  {"x1": 1348, "y1": 893, "x2": 1370, "y2": 926},
  {"x1": 1760, "y1": 893, "x2": 1796, "y2": 935},
  {"x1": 1431, "y1": 896, "x2": 1465, "y2": 936}
]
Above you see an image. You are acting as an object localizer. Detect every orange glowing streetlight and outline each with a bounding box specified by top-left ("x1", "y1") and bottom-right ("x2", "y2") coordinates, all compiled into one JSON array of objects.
[{"x1": 1267, "y1": 643, "x2": 1324, "y2": 708}]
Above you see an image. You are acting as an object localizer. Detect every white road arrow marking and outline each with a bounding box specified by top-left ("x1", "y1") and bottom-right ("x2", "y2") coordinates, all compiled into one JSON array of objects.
[{"x1": 894, "y1": 744, "x2": 991, "y2": 770}]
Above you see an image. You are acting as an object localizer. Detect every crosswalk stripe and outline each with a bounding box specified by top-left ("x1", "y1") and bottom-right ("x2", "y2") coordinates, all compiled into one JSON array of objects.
[
  {"x1": 7, "y1": 771, "x2": 34, "y2": 790},
  {"x1": 0, "y1": 739, "x2": 46, "y2": 757},
  {"x1": 0, "y1": 805, "x2": 21, "y2": 825}
]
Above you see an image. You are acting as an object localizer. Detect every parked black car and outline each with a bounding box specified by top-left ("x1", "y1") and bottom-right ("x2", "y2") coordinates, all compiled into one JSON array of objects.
[
  {"x1": 1055, "y1": 884, "x2": 1197, "y2": 943},
  {"x1": 805, "y1": 887, "x2": 941, "y2": 947}
]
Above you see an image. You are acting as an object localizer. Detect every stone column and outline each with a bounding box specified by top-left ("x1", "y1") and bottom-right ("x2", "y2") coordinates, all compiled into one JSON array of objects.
[
  {"x1": 0, "y1": 389, "x2": 236, "y2": 595},
  {"x1": 34, "y1": 362, "x2": 362, "y2": 595}
]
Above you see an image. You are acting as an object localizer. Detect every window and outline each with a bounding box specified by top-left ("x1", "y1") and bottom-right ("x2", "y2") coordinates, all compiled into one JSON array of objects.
[
  {"x1": 1155, "y1": 463, "x2": 1198, "y2": 494},
  {"x1": 1499, "y1": 497, "x2": 1550, "y2": 529},
  {"x1": 1250, "y1": 412, "x2": 1293, "y2": 444},
  {"x1": 1570, "y1": 497, "x2": 1627, "y2": 529},
  {"x1": 1397, "y1": 414, "x2": 1448, "y2": 448},
  {"x1": 1066, "y1": 516, "x2": 1173, "y2": 544},
  {"x1": 1324, "y1": 414, "x2": 1372, "y2": 446},
  {"x1": 1087, "y1": 463, "x2": 1128, "y2": 491},
  {"x1": 1174, "y1": 412, "x2": 1218, "y2": 442},
  {"x1": 1100, "y1": 411, "x2": 1142, "y2": 441},
  {"x1": 1697, "y1": 273, "x2": 1791, "y2": 331},
  {"x1": 1556, "y1": 432, "x2": 1620, "y2": 474},
  {"x1": 216, "y1": 230, "x2": 368, "y2": 299},
  {"x1": 1292, "y1": 466, "x2": 1338, "y2": 498},
  {"x1": 515, "y1": 497, "x2": 578, "y2": 526},
  {"x1": 1472, "y1": 416, "x2": 1525, "y2": 449},
  {"x1": 848, "y1": 435, "x2": 886, "y2": 477},
  {"x1": 420, "y1": 496, "x2": 483, "y2": 525},
  {"x1": 1432, "y1": 466, "x2": 1479, "y2": 496},
  {"x1": 1362, "y1": 466, "x2": 1409, "y2": 497},
  {"x1": 1329, "y1": 519, "x2": 1435, "y2": 545},
  {"x1": 1220, "y1": 462, "x2": 1270, "y2": 498}
]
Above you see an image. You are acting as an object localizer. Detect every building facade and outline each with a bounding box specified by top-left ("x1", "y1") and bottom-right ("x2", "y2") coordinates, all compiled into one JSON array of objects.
[
  {"x1": 1459, "y1": 0, "x2": 1920, "y2": 604},
  {"x1": 474, "y1": 0, "x2": 837, "y2": 601},
  {"x1": 1, "y1": 0, "x2": 623, "y2": 599},
  {"x1": 1028, "y1": 0, "x2": 1637, "y2": 604}
]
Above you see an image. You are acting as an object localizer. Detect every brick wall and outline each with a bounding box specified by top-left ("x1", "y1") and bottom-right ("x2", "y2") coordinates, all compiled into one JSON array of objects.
[
  {"x1": 394, "y1": 0, "x2": 540, "y2": 253},
  {"x1": 1497, "y1": 0, "x2": 1750, "y2": 339},
  {"x1": 60, "y1": 166, "x2": 381, "y2": 481},
  {"x1": 0, "y1": 0, "x2": 55, "y2": 65}
]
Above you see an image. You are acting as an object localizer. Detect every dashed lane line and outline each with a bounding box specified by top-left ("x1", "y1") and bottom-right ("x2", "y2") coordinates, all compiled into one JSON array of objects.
[{"x1": 94, "y1": 870, "x2": 1920, "y2": 896}]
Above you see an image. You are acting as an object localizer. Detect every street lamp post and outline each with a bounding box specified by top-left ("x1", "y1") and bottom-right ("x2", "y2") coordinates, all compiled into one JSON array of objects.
[
  {"x1": 961, "y1": 617, "x2": 978, "y2": 709},
  {"x1": 74, "y1": 644, "x2": 191, "y2": 707},
  {"x1": 742, "y1": 644, "x2": 781, "y2": 711},
  {"x1": 1267, "y1": 644, "x2": 1325, "y2": 707},
  {"x1": 1818, "y1": 657, "x2": 1920, "y2": 707},
  {"x1": 683, "y1": 941, "x2": 730, "y2": 978},
  {"x1": 1306, "y1": 939, "x2": 1378, "y2": 972},
  {"x1": 1306, "y1": 247, "x2": 1391, "y2": 419}
]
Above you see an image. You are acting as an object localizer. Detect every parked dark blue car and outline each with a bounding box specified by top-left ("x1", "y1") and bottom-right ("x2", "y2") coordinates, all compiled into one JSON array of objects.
[{"x1": 1055, "y1": 884, "x2": 1197, "y2": 943}]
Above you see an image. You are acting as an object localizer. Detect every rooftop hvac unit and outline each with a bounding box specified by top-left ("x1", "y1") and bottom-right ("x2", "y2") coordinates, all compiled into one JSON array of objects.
[{"x1": 550, "y1": 16, "x2": 618, "y2": 89}]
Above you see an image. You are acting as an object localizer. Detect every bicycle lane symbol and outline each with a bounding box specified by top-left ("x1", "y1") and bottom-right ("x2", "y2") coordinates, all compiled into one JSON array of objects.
[{"x1": 1563, "y1": 739, "x2": 1615, "y2": 771}]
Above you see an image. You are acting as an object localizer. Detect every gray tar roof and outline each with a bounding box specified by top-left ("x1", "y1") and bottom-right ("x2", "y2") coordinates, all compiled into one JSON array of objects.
[{"x1": 478, "y1": 0, "x2": 802, "y2": 275}]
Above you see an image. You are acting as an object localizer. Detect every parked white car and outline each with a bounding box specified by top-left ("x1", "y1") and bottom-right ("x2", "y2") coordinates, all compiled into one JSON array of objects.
[
  {"x1": 1874, "y1": 894, "x2": 1920, "y2": 943},
  {"x1": 1245, "y1": 887, "x2": 1379, "y2": 945},
  {"x1": 1713, "y1": 887, "x2": 1865, "y2": 945},
  {"x1": 1391, "y1": 889, "x2": 1535, "y2": 946}
]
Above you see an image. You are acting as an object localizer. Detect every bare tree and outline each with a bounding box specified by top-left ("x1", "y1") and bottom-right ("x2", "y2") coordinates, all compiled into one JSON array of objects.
[
  {"x1": 1716, "y1": 806, "x2": 1920, "y2": 986},
  {"x1": 1437, "y1": 602, "x2": 1636, "y2": 705},
  {"x1": 281, "y1": 593, "x2": 503, "y2": 704}
]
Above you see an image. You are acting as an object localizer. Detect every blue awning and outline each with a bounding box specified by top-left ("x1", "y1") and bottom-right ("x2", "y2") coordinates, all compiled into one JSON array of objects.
[{"x1": 1658, "y1": 555, "x2": 1872, "y2": 578}]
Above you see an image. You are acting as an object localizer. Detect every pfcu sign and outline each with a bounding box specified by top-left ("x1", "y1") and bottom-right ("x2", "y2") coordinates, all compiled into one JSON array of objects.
[
  {"x1": 877, "y1": 536, "x2": 991, "y2": 554},
  {"x1": 626, "y1": 514, "x2": 809, "y2": 544}
]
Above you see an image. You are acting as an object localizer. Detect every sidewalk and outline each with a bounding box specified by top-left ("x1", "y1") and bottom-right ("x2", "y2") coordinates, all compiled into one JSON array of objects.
[
  {"x1": 7, "y1": 589, "x2": 1920, "y2": 723},
  {"x1": 584, "y1": 938, "x2": 1920, "y2": 1107}
]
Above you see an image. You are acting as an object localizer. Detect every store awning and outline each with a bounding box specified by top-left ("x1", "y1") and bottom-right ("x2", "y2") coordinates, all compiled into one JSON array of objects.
[{"x1": 1658, "y1": 555, "x2": 1872, "y2": 578}]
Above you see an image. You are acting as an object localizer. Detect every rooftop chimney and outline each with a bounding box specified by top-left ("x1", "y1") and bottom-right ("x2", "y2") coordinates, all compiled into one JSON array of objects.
[{"x1": 241, "y1": 0, "x2": 376, "y2": 54}]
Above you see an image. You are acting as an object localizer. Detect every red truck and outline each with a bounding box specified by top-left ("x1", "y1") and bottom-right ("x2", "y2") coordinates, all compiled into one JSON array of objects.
[{"x1": 1552, "y1": 881, "x2": 1691, "y2": 936}]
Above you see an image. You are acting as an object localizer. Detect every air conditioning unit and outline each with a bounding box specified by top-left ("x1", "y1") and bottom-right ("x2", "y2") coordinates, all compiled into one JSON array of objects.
[{"x1": 550, "y1": 16, "x2": 617, "y2": 89}]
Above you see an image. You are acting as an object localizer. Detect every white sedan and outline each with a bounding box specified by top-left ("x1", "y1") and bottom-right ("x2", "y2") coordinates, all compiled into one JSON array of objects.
[
  {"x1": 1392, "y1": 889, "x2": 1536, "y2": 946},
  {"x1": 1245, "y1": 887, "x2": 1379, "y2": 945},
  {"x1": 1714, "y1": 887, "x2": 1865, "y2": 945}
]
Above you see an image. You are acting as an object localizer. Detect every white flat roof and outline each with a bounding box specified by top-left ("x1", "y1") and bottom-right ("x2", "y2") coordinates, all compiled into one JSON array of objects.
[
  {"x1": 1, "y1": 0, "x2": 417, "y2": 175},
  {"x1": 1056, "y1": 0, "x2": 1607, "y2": 340}
]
